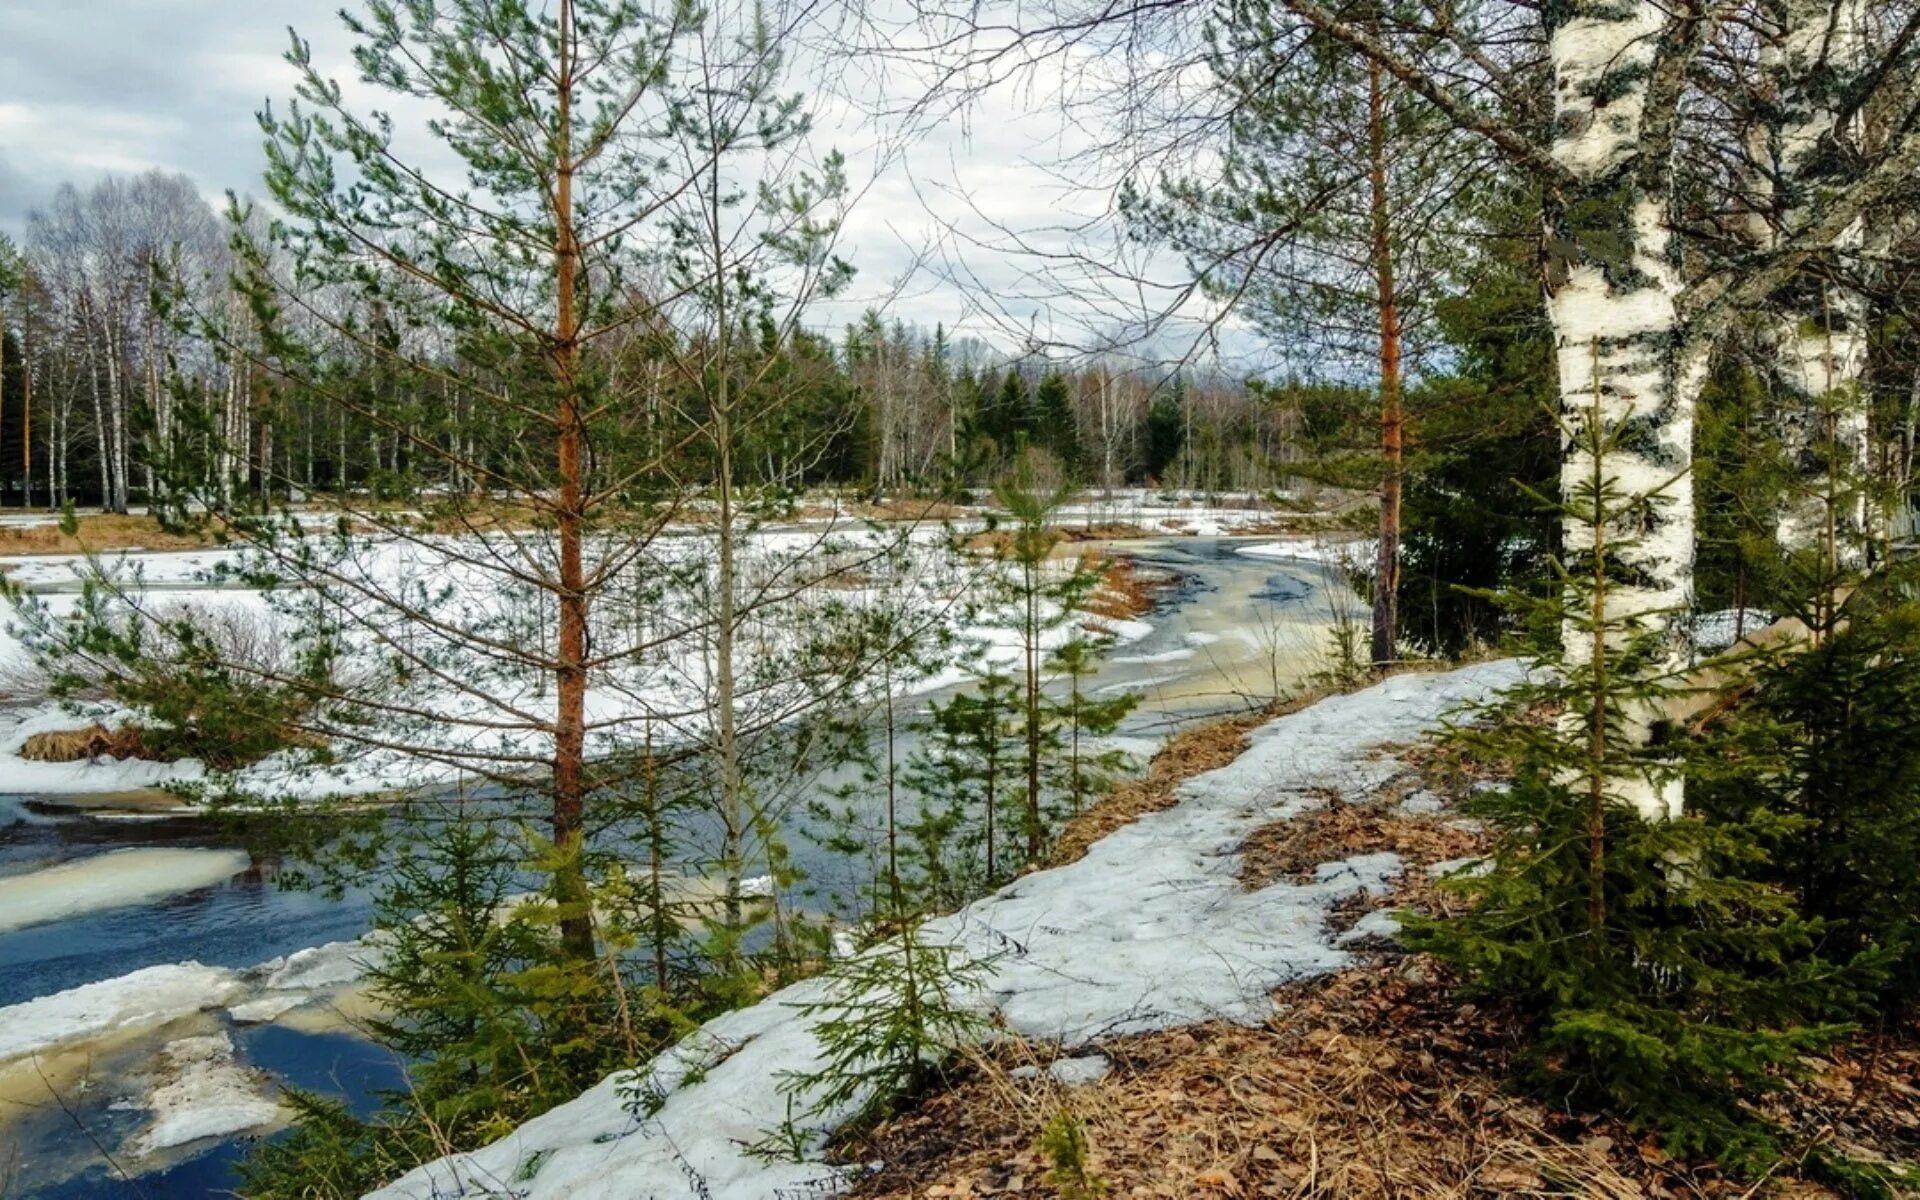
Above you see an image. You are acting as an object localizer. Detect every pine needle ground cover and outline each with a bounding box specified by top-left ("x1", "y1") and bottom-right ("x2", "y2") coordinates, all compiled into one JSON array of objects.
[{"x1": 839, "y1": 743, "x2": 1920, "y2": 1200}]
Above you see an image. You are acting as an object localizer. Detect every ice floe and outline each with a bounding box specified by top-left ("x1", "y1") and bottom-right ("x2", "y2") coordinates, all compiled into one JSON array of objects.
[{"x1": 0, "y1": 846, "x2": 251, "y2": 934}]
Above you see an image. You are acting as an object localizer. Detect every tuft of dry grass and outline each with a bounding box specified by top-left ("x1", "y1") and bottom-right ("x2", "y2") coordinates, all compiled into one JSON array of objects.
[
  {"x1": 1078, "y1": 552, "x2": 1170, "y2": 623},
  {"x1": 18, "y1": 722, "x2": 152, "y2": 762},
  {"x1": 1236, "y1": 795, "x2": 1488, "y2": 892}
]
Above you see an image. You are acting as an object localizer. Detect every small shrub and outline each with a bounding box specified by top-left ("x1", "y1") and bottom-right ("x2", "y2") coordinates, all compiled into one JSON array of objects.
[
  {"x1": 777, "y1": 920, "x2": 997, "y2": 1130},
  {"x1": 1038, "y1": 1108, "x2": 1106, "y2": 1199}
]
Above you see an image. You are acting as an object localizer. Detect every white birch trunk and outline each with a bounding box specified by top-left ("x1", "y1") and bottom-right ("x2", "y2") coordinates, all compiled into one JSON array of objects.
[
  {"x1": 1548, "y1": 0, "x2": 1699, "y2": 820},
  {"x1": 1772, "y1": 0, "x2": 1870, "y2": 558}
]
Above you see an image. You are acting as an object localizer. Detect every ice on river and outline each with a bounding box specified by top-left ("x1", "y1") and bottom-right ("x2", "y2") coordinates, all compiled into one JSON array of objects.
[
  {"x1": 0, "y1": 846, "x2": 252, "y2": 934},
  {"x1": 129, "y1": 1031, "x2": 285, "y2": 1155},
  {"x1": 1235, "y1": 537, "x2": 1377, "y2": 567},
  {"x1": 0, "y1": 962, "x2": 244, "y2": 1065}
]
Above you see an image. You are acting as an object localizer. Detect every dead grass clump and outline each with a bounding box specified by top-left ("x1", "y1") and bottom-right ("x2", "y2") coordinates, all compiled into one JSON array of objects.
[
  {"x1": 1055, "y1": 522, "x2": 1155, "y2": 543},
  {"x1": 866, "y1": 497, "x2": 973, "y2": 523},
  {"x1": 19, "y1": 722, "x2": 152, "y2": 762},
  {"x1": 1079, "y1": 553, "x2": 1168, "y2": 623},
  {"x1": 1237, "y1": 797, "x2": 1487, "y2": 891}
]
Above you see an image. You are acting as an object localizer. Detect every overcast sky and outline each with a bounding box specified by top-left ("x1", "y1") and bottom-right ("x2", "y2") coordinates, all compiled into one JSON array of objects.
[{"x1": 0, "y1": 0, "x2": 1255, "y2": 370}]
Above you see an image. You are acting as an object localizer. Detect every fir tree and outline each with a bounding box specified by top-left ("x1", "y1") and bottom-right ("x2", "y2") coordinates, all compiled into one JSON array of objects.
[
  {"x1": 1142, "y1": 380, "x2": 1185, "y2": 486},
  {"x1": 1405, "y1": 386, "x2": 1862, "y2": 1168}
]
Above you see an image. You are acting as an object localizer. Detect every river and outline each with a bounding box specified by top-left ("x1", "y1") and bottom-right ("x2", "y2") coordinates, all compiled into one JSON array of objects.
[{"x1": 0, "y1": 535, "x2": 1358, "y2": 1198}]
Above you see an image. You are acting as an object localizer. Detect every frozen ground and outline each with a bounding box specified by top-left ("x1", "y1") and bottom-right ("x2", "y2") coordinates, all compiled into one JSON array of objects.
[
  {"x1": 364, "y1": 659, "x2": 1523, "y2": 1200},
  {"x1": 0, "y1": 846, "x2": 252, "y2": 933}
]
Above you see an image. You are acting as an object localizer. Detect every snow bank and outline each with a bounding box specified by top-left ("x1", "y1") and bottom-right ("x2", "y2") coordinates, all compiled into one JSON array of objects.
[
  {"x1": 1236, "y1": 538, "x2": 1376, "y2": 567},
  {"x1": 365, "y1": 659, "x2": 1523, "y2": 1200},
  {"x1": 0, "y1": 846, "x2": 251, "y2": 934},
  {"x1": 0, "y1": 962, "x2": 243, "y2": 1065},
  {"x1": 0, "y1": 705, "x2": 209, "y2": 796},
  {"x1": 130, "y1": 1032, "x2": 284, "y2": 1154}
]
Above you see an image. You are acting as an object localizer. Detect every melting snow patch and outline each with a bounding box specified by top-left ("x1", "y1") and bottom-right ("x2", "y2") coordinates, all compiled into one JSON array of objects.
[
  {"x1": 1337, "y1": 910, "x2": 1403, "y2": 947},
  {"x1": 1048, "y1": 1054, "x2": 1111, "y2": 1086},
  {"x1": 1394, "y1": 791, "x2": 1445, "y2": 816},
  {"x1": 130, "y1": 1032, "x2": 284, "y2": 1155},
  {"x1": 363, "y1": 660, "x2": 1523, "y2": 1200},
  {"x1": 0, "y1": 962, "x2": 244, "y2": 1065}
]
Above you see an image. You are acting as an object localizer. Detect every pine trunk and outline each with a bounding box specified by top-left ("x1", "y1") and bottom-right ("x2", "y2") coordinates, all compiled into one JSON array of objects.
[
  {"x1": 1367, "y1": 51, "x2": 1403, "y2": 670},
  {"x1": 550, "y1": 0, "x2": 595, "y2": 962}
]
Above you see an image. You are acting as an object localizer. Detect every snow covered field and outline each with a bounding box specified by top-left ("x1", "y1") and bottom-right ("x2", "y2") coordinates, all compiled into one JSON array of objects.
[
  {"x1": 365, "y1": 660, "x2": 1522, "y2": 1200},
  {"x1": 0, "y1": 517, "x2": 1154, "y2": 803}
]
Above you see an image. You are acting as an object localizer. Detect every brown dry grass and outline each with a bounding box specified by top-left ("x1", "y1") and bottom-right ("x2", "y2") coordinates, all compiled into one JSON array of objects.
[
  {"x1": 845, "y1": 962, "x2": 1920, "y2": 1200},
  {"x1": 1079, "y1": 553, "x2": 1168, "y2": 623},
  {"x1": 843, "y1": 967, "x2": 1662, "y2": 1199},
  {"x1": 1237, "y1": 795, "x2": 1488, "y2": 892},
  {"x1": 18, "y1": 722, "x2": 151, "y2": 762},
  {"x1": 842, "y1": 689, "x2": 1920, "y2": 1200},
  {"x1": 1055, "y1": 522, "x2": 1157, "y2": 543},
  {"x1": 0, "y1": 514, "x2": 212, "y2": 556}
]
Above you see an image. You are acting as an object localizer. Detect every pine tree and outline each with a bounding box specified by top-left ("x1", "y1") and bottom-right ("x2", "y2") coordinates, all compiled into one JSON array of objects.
[{"x1": 1045, "y1": 632, "x2": 1140, "y2": 817}]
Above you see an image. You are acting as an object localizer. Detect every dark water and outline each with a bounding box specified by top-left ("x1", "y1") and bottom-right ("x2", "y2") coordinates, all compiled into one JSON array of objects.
[
  {"x1": 18, "y1": 1029, "x2": 408, "y2": 1200},
  {"x1": 0, "y1": 805, "x2": 377, "y2": 1008},
  {"x1": 0, "y1": 535, "x2": 1353, "y2": 1198}
]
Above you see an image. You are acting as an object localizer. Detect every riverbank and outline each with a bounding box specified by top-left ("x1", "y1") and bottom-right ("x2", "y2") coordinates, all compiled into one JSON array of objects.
[
  {"x1": 0, "y1": 531, "x2": 1367, "y2": 1197},
  {"x1": 362, "y1": 661, "x2": 1523, "y2": 1200}
]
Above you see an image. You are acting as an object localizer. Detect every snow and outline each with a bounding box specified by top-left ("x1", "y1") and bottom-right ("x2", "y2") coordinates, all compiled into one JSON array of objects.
[
  {"x1": 364, "y1": 659, "x2": 1523, "y2": 1200},
  {"x1": 130, "y1": 1032, "x2": 284, "y2": 1155},
  {"x1": 1337, "y1": 909, "x2": 1404, "y2": 947},
  {"x1": 1046, "y1": 1054, "x2": 1111, "y2": 1086},
  {"x1": 0, "y1": 522, "x2": 1159, "y2": 805},
  {"x1": 0, "y1": 704, "x2": 210, "y2": 796},
  {"x1": 1236, "y1": 538, "x2": 1374, "y2": 567},
  {"x1": 0, "y1": 962, "x2": 244, "y2": 1065},
  {"x1": 0, "y1": 847, "x2": 251, "y2": 934},
  {"x1": 257, "y1": 936, "x2": 387, "y2": 992},
  {"x1": 1693, "y1": 608, "x2": 1776, "y2": 651},
  {"x1": 227, "y1": 995, "x2": 311, "y2": 1025}
]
